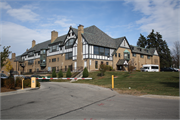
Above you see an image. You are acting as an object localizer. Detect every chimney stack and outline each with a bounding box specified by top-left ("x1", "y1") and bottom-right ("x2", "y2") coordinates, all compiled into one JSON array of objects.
[
  {"x1": 32, "y1": 40, "x2": 36, "y2": 48},
  {"x1": 77, "y1": 24, "x2": 84, "y2": 68},
  {"x1": 12, "y1": 53, "x2": 16, "y2": 60},
  {"x1": 51, "y1": 30, "x2": 58, "y2": 43},
  {"x1": 78, "y1": 24, "x2": 84, "y2": 34}
]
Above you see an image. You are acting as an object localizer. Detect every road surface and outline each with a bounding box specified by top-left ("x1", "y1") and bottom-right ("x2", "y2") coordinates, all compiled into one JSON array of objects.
[{"x1": 1, "y1": 82, "x2": 179, "y2": 120}]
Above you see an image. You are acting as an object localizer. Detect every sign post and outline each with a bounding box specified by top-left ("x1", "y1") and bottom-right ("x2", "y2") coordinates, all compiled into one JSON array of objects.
[{"x1": 112, "y1": 75, "x2": 114, "y2": 89}]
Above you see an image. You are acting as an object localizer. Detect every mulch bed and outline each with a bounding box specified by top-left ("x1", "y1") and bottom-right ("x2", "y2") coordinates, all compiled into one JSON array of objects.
[{"x1": 1, "y1": 87, "x2": 22, "y2": 92}]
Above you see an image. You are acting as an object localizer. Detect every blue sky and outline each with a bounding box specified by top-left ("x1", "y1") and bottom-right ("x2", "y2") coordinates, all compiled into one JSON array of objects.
[{"x1": 0, "y1": 0, "x2": 179, "y2": 56}]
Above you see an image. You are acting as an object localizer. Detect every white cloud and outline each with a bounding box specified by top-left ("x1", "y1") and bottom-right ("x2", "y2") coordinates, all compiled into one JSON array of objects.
[
  {"x1": 125, "y1": 0, "x2": 180, "y2": 47},
  {"x1": 7, "y1": 9, "x2": 39, "y2": 22},
  {"x1": 55, "y1": 18, "x2": 76, "y2": 28},
  {"x1": 1, "y1": 2, "x2": 39, "y2": 22},
  {"x1": 0, "y1": 22, "x2": 50, "y2": 55},
  {"x1": 0, "y1": 2, "x2": 11, "y2": 9}
]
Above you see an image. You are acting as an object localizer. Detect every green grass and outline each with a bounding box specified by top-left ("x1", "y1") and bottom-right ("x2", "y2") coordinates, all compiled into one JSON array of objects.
[
  {"x1": 74, "y1": 71, "x2": 179, "y2": 96},
  {"x1": 50, "y1": 79, "x2": 71, "y2": 82}
]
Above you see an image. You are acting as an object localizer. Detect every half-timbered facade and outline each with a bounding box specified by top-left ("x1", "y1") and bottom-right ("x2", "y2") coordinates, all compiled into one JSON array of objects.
[{"x1": 1, "y1": 25, "x2": 160, "y2": 75}]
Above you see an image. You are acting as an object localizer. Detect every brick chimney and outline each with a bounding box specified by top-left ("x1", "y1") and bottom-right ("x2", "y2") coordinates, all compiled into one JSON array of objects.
[
  {"x1": 12, "y1": 53, "x2": 16, "y2": 60},
  {"x1": 32, "y1": 40, "x2": 36, "y2": 48},
  {"x1": 77, "y1": 24, "x2": 84, "y2": 68},
  {"x1": 51, "y1": 30, "x2": 58, "y2": 43}
]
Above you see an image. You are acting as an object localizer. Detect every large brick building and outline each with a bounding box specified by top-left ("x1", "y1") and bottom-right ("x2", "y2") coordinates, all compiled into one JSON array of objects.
[{"x1": 1, "y1": 25, "x2": 160, "y2": 75}]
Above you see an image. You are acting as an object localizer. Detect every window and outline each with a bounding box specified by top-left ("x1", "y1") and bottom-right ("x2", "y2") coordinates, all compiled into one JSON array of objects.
[
  {"x1": 65, "y1": 66, "x2": 67, "y2": 71},
  {"x1": 95, "y1": 61, "x2": 98, "y2": 69},
  {"x1": 52, "y1": 67, "x2": 56, "y2": 72},
  {"x1": 49, "y1": 59, "x2": 51, "y2": 63},
  {"x1": 52, "y1": 58, "x2": 56, "y2": 62},
  {"x1": 124, "y1": 53, "x2": 130, "y2": 60},
  {"x1": 118, "y1": 53, "x2": 120, "y2": 57},
  {"x1": 140, "y1": 48, "x2": 142, "y2": 51},
  {"x1": 57, "y1": 66, "x2": 59, "y2": 71},
  {"x1": 60, "y1": 47, "x2": 62, "y2": 50},
  {"x1": 65, "y1": 52, "x2": 72, "y2": 60},
  {"x1": 132, "y1": 47, "x2": 134, "y2": 50},
  {"x1": 57, "y1": 57, "x2": 59, "y2": 62},
  {"x1": 49, "y1": 45, "x2": 59, "y2": 53},
  {"x1": 106, "y1": 62, "x2": 108, "y2": 65},
  {"x1": 140, "y1": 54, "x2": 144, "y2": 58},
  {"x1": 94, "y1": 46, "x2": 99, "y2": 55},
  {"x1": 133, "y1": 53, "x2": 136, "y2": 57},
  {"x1": 101, "y1": 61, "x2": 103, "y2": 64},
  {"x1": 28, "y1": 51, "x2": 34, "y2": 57},
  {"x1": 65, "y1": 39, "x2": 75, "y2": 49},
  {"x1": 115, "y1": 53, "x2": 117, "y2": 57},
  {"x1": 28, "y1": 60, "x2": 34, "y2": 65},
  {"x1": 147, "y1": 56, "x2": 151, "y2": 59},
  {"x1": 29, "y1": 69, "x2": 32, "y2": 73},
  {"x1": 147, "y1": 50, "x2": 149, "y2": 53},
  {"x1": 40, "y1": 50, "x2": 46, "y2": 54},
  {"x1": 151, "y1": 66, "x2": 159, "y2": 69},
  {"x1": 94, "y1": 46, "x2": 110, "y2": 56},
  {"x1": 38, "y1": 61, "x2": 40, "y2": 64}
]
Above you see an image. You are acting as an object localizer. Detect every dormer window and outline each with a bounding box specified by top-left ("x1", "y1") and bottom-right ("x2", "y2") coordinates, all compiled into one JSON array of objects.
[
  {"x1": 49, "y1": 45, "x2": 59, "y2": 53},
  {"x1": 140, "y1": 48, "x2": 142, "y2": 51},
  {"x1": 147, "y1": 50, "x2": 148, "y2": 53},
  {"x1": 28, "y1": 51, "x2": 34, "y2": 57},
  {"x1": 132, "y1": 47, "x2": 134, "y2": 50}
]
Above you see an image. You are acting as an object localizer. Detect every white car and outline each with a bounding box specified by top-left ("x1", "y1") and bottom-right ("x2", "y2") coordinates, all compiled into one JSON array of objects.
[{"x1": 0, "y1": 73, "x2": 8, "y2": 79}]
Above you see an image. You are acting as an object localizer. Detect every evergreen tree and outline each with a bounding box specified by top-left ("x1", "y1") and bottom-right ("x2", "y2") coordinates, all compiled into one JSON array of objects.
[
  {"x1": 58, "y1": 70, "x2": 63, "y2": 78},
  {"x1": 137, "y1": 29, "x2": 172, "y2": 68},
  {"x1": 137, "y1": 34, "x2": 147, "y2": 48},
  {"x1": 52, "y1": 69, "x2": 57, "y2": 77},
  {"x1": 66, "y1": 68, "x2": 72, "y2": 78},
  {"x1": 83, "y1": 67, "x2": 89, "y2": 78}
]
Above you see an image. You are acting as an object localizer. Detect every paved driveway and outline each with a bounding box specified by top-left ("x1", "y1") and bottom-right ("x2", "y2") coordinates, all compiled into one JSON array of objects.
[{"x1": 1, "y1": 82, "x2": 179, "y2": 120}]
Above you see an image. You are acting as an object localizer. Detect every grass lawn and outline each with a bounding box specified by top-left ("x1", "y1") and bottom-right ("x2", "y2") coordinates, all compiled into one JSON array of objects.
[{"x1": 73, "y1": 71, "x2": 179, "y2": 96}]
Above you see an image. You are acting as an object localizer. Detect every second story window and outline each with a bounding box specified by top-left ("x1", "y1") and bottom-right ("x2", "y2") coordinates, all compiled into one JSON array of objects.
[
  {"x1": 52, "y1": 58, "x2": 56, "y2": 62},
  {"x1": 49, "y1": 45, "x2": 59, "y2": 53},
  {"x1": 65, "y1": 39, "x2": 75, "y2": 49},
  {"x1": 28, "y1": 60, "x2": 34, "y2": 65},
  {"x1": 28, "y1": 51, "x2": 34, "y2": 57}
]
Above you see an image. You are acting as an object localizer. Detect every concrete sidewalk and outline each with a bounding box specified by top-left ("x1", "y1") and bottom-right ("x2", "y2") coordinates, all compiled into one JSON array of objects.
[
  {"x1": 140, "y1": 94, "x2": 180, "y2": 100},
  {"x1": 0, "y1": 87, "x2": 39, "y2": 96}
]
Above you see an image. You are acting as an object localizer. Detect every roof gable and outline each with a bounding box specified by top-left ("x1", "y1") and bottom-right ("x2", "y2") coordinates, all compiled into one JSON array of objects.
[{"x1": 120, "y1": 38, "x2": 130, "y2": 48}]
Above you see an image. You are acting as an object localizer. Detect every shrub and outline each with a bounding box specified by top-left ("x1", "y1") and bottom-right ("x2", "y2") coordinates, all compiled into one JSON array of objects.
[
  {"x1": 23, "y1": 79, "x2": 31, "y2": 88},
  {"x1": 83, "y1": 67, "x2": 89, "y2": 78},
  {"x1": 66, "y1": 68, "x2": 72, "y2": 78},
  {"x1": 1, "y1": 79, "x2": 6, "y2": 87},
  {"x1": 36, "y1": 81, "x2": 40, "y2": 87},
  {"x1": 16, "y1": 77, "x2": 22, "y2": 87},
  {"x1": 99, "y1": 63, "x2": 107, "y2": 76},
  {"x1": 58, "y1": 70, "x2": 63, "y2": 78},
  {"x1": 52, "y1": 69, "x2": 57, "y2": 78},
  {"x1": 106, "y1": 65, "x2": 113, "y2": 71},
  {"x1": 5, "y1": 78, "x2": 15, "y2": 89}
]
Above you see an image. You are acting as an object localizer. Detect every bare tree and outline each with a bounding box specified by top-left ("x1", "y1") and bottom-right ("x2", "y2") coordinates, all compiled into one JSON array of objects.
[{"x1": 171, "y1": 41, "x2": 180, "y2": 68}]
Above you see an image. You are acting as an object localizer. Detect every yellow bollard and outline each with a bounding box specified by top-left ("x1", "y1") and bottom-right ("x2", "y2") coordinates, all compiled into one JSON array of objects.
[
  {"x1": 22, "y1": 78, "x2": 24, "y2": 90},
  {"x1": 112, "y1": 75, "x2": 114, "y2": 89}
]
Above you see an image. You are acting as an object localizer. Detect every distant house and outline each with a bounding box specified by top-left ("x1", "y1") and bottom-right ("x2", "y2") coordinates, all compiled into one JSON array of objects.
[{"x1": 1, "y1": 25, "x2": 160, "y2": 75}]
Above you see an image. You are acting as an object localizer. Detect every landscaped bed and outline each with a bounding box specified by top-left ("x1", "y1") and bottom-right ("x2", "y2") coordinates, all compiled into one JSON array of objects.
[{"x1": 73, "y1": 71, "x2": 179, "y2": 96}]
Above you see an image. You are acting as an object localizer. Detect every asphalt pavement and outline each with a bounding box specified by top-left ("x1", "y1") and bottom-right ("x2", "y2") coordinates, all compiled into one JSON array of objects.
[{"x1": 1, "y1": 82, "x2": 179, "y2": 120}]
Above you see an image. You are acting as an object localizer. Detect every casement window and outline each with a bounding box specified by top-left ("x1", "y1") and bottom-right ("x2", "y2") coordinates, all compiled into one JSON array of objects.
[
  {"x1": 28, "y1": 60, "x2": 34, "y2": 65},
  {"x1": 65, "y1": 52, "x2": 72, "y2": 60},
  {"x1": 118, "y1": 53, "x2": 120, "y2": 57},
  {"x1": 106, "y1": 62, "x2": 108, "y2": 65},
  {"x1": 147, "y1": 56, "x2": 151, "y2": 59},
  {"x1": 49, "y1": 45, "x2": 59, "y2": 53},
  {"x1": 140, "y1": 54, "x2": 144, "y2": 58},
  {"x1": 133, "y1": 53, "x2": 136, "y2": 57},
  {"x1": 115, "y1": 53, "x2": 117, "y2": 57},
  {"x1": 94, "y1": 46, "x2": 110, "y2": 56},
  {"x1": 52, "y1": 58, "x2": 56, "y2": 62},
  {"x1": 38, "y1": 61, "x2": 40, "y2": 64},
  {"x1": 124, "y1": 52, "x2": 130, "y2": 60},
  {"x1": 40, "y1": 50, "x2": 46, "y2": 54},
  {"x1": 57, "y1": 57, "x2": 59, "y2": 62},
  {"x1": 95, "y1": 61, "x2": 98, "y2": 69},
  {"x1": 28, "y1": 51, "x2": 34, "y2": 57},
  {"x1": 65, "y1": 39, "x2": 75, "y2": 49}
]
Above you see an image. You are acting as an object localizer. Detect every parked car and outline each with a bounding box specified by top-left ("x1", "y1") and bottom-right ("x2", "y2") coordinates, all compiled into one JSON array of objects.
[
  {"x1": 173, "y1": 68, "x2": 180, "y2": 72},
  {"x1": 31, "y1": 75, "x2": 41, "y2": 78},
  {"x1": 141, "y1": 64, "x2": 159, "y2": 72},
  {"x1": 161, "y1": 68, "x2": 178, "y2": 72},
  {"x1": 0, "y1": 73, "x2": 8, "y2": 80}
]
